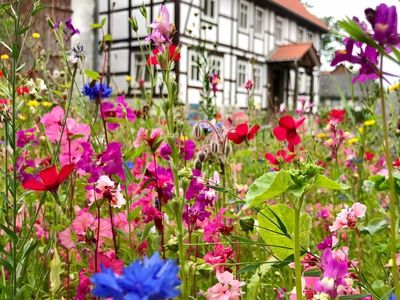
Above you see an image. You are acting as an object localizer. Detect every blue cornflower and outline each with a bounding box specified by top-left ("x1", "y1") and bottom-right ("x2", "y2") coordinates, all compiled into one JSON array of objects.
[
  {"x1": 389, "y1": 294, "x2": 397, "y2": 300},
  {"x1": 91, "y1": 252, "x2": 181, "y2": 300},
  {"x1": 82, "y1": 82, "x2": 112, "y2": 100}
]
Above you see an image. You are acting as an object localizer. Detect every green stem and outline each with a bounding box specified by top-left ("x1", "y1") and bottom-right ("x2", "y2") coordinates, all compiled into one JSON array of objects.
[
  {"x1": 378, "y1": 56, "x2": 400, "y2": 297},
  {"x1": 294, "y1": 196, "x2": 304, "y2": 300}
]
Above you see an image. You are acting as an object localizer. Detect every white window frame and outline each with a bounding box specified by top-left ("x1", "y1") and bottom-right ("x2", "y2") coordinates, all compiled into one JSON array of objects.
[
  {"x1": 239, "y1": 1, "x2": 249, "y2": 31},
  {"x1": 133, "y1": 53, "x2": 150, "y2": 83},
  {"x1": 298, "y1": 27, "x2": 305, "y2": 42},
  {"x1": 202, "y1": 0, "x2": 217, "y2": 22},
  {"x1": 253, "y1": 65, "x2": 262, "y2": 91},
  {"x1": 275, "y1": 17, "x2": 283, "y2": 43},
  {"x1": 210, "y1": 56, "x2": 223, "y2": 77},
  {"x1": 237, "y1": 60, "x2": 247, "y2": 87},
  {"x1": 189, "y1": 52, "x2": 201, "y2": 83},
  {"x1": 255, "y1": 7, "x2": 263, "y2": 36}
]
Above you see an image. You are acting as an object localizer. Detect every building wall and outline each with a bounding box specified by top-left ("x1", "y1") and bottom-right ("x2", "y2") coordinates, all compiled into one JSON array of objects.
[{"x1": 77, "y1": 0, "x2": 324, "y2": 110}]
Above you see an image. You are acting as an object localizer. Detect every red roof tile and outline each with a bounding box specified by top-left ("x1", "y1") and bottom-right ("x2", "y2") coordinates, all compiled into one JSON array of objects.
[
  {"x1": 271, "y1": 0, "x2": 329, "y2": 32},
  {"x1": 268, "y1": 42, "x2": 314, "y2": 62}
]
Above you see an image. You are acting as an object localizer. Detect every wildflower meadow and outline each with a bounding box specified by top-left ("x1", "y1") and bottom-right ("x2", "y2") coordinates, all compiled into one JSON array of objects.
[{"x1": 0, "y1": 1, "x2": 400, "y2": 299}]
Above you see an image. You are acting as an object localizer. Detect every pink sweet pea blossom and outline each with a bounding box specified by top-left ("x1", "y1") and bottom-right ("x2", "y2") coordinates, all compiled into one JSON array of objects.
[
  {"x1": 88, "y1": 175, "x2": 126, "y2": 208},
  {"x1": 329, "y1": 202, "x2": 366, "y2": 232},
  {"x1": 205, "y1": 271, "x2": 245, "y2": 300}
]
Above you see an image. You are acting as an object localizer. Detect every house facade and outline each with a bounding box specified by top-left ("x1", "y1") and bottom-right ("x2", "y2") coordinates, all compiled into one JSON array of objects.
[{"x1": 93, "y1": 0, "x2": 328, "y2": 111}]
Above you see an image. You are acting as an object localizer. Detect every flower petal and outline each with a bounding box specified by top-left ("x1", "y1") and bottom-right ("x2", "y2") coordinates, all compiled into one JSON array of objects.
[
  {"x1": 22, "y1": 179, "x2": 47, "y2": 191},
  {"x1": 248, "y1": 124, "x2": 260, "y2": 140},
  {"x1": 235, "y1": 123, "x2": 249, "y2": 137},
  {"x1": 265, "y1": 153, "x2": 278, "y2": 165},
  {"x1": 295, "y1": 118, "x2": 305, "y2": 128},
  {"x1": 273, "y1": 126, "x2": 287, "y2": 141},
  {"x1": 57, "y1": 164, "x2": 76, "y2": 185},
  {"x1": 287, "y1": 132, "x2": 301, "y2": 145},
  {"x1": 39, "y1": 165, "x2": 58, "y2": 188},
  {"x1": 279, "y1": 115, "x2": 296, "y2": 129}
]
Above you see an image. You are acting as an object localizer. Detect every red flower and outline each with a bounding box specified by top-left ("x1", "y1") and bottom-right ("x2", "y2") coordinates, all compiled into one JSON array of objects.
[
  {"x1": 273, "y1": 115, "x2": 305, "y2": 148},
  {"x1": 329, "y1": 109, "x2": 346, "y2": 123},
  {"x1": 16, "y1": 86, "x2": 29, "y2": 96},
  {"x1": 0, "y1": 70, "x2": 3, "y2": 78},
  {"x1": 147, "y1": 44, "x2": 180, "y2": 66},
  {"x1": 364, "y1": 151, "x2": 374, "y2": 161},
  {"x1": 227, "y1": 123, "x2": 260, "y2": 144},
  {"x1": 22, "y1": 164, "x2": 75, "y2": 192},
  {"x1": 265, "y1": 149, "x2": 295, "y2": 165},
  {"x1": 394, "y1": 158, "x2": 400, "y2": 168}
]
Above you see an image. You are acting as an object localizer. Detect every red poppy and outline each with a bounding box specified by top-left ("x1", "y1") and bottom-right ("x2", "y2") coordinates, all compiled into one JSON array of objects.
[
  {"x1": 227, "y1": 123, "x2": 260, "y2": 144},
  {"x1": 22, "y1": 164, "x2": 75, "y2": 192},
  {"x1": 265, "y1": 149, "x2": 295, "y2": 165},
  {"x1": 147, "y1": 44, "x2": 180, "y2": 66},
  {"x1": 0, "y1": 70, "x2": 3, "y2": 78},
  {"x1": 329, "y1": 109, "x2": 346, "y2": 123},
  {"x1": 16, "y1": 86, "x2": 29, "y2": 96},
  {"x1": 364, "y1": 151, "x2": 374, "y2": 161},
  {"x1": 273, "y1": 115, "x2": 304, "y2": 148}
]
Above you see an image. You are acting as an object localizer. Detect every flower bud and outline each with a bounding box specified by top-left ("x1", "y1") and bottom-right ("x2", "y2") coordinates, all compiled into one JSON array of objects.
[
  {"x1": 195, "y1": 159, "x2": 202, "y2": 171},
  {"x1": 239, "y1": 217, "x2": 254, "y2": 232},
  {"x1": 193, "y1": 124, "x2": 202, "y2": 140},
  {"x1": 210, "y1": 141, "x2": 219, "y2": 154},
  {"x1": 197, "y1": 151, "x2": 207, "y2": 163},
  {"x1": 129, "y1": 17, "x2": 138, "y2": 32}
]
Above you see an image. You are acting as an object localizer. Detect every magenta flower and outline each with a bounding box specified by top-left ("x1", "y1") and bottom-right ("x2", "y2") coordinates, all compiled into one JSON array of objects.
[
  {"x1": 204, "y1": 243, "x2": 234, "y2": 272},
  {"x1": 205, "y1": 271, "x2": 245, "y2": 300},
  {"x1": 101, "y1": 95, "x2": 136, "y2": 131},
  {"x1": 146, "y1": 5, "x2": 172, "y2": 49},
  {"x1": 17, "y1": 128, "x2": 38, "y2": 148},
  {"x1": 365, "y1": 3, "x2": 400, "y2": 46}
]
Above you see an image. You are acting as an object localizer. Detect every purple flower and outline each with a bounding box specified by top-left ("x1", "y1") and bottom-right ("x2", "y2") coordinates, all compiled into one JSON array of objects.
[
  {"x1": 101, "y1": 142, "x2": 125, "y2": 181},
  {"x1": 17, "y1": 128, "x2": 37, "y2": 148},
  {"x1": 101, "y1": 95, "x2": 136, "y2": 131},
  {"x1": 65, "y1": 18, "x2": 80, "y2": 36},
  {"x1": 315, "y1": 248, "x2": 349, "y2": 298},
  {"x1": 159, "y1": 139, "x2": 196, "y2": 161},
  {"x1": 365, "y1": 4, "x2": 400, "y2": 46}
]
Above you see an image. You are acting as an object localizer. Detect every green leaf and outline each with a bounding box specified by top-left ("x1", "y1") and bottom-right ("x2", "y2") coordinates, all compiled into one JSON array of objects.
[
  {"x1": 31, "y1": 2, "x2": 45, "y2": 16},
  {"x1": 360, "y1": 219, "x2": 387, "y2": 235},
  {"x1": 103, "y1": 34, "x2": 112, "y2": 42},
  {"x1": 313, "y1": 174, "x2": 348, "y2": 190},
  {"x1": 247, "y1": 262, "x2": 272, "y2": 299},
  {"x1": 50, "y1": 248, "x2": 63, "y2": 294},
  {"x1": 245, "y1": 171, "x2": 290, "y2": 208},
  {"x1": 101, "y1": 17, "x2": 107, "y2": 26},
  {"x1": 303, "y1": 268, "x2": 321, "y2": 277},
  {"x1": 90, "y1": 23, "x2": 102, "y2": 29},
  {"x1": 68, "y1": 134, "x2": 85, "y2": 141},
  {"x1": 0, "y1": 223, "x2": 17, "y2": 243},
  {"x1": 128, "y1": 207, "x2": 141, "y2": 221},
  {"x1": 84, "y1": 69, "x2": 101, "y2": 81},
  {"x1": 257, "y1": 204, "x2": 311, "y2": 260},
  {"x1": 338, "y1": 294, "x2": 371, "y2": 300}
]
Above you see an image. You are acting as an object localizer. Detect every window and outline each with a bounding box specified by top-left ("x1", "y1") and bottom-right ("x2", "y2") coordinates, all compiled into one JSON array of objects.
[
  {"x1": 308, "y1": 31, "x2": 313, "y2": 41},
  {"x1": 134, "y1": 54, "x2": 150, "y2": 82},
  {"x1": 275, "y1": 18, "x2": 283, "y2": 42},
  {"x1": 298, "y1": 27, "x2": 304, "y2": 41},
  {"x1": 255, "y1": 8, "x2": 263, "y2": 35},
  {"x1": 210, "y1": 56, "x2": 222, "y2": 76},
  {"x1": 237, "y1": 61, "x2": 247, "y2": 86},
  {"x1": 253, "y1": 66, "x2": 261, "y2": 91},
  {"x1": 239, "y1": 2, "x2": 248, "y2": 30},
  {"x1": 202, "y1": 0, "x2": 216, "y2": 20},
  {"x1": 189, "y1": 54, "x2": 200, "y2": 81}
]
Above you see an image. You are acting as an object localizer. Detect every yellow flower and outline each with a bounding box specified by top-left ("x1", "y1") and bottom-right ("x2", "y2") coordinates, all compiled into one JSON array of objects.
[
  {"x1": 32, "y1": 32, "x2": 40, "y2": 39},
  {"x1": 325, "y1": 138, "x2": 334, "y2": 146},
  {"x1": 389, "y1": 82, "x2": 400, "y2": 92},
  {"x1": 364, "y1": 120, "x2": 376, "y2": 126},
  {"x1": 41, "y1": 101, "x2": 52, "y2": 107},
  {"x1": 18, "y1": 113, "x2": 26, "y2": 120},
  {"x1": 1, "y1": 54, "x2": 9, "y2": 61},
  {"x1": 125, "y1": 75, "x2": 133, "y2": 82},
  {"x1": 180, "y1": 136, "x2": 188, "y2": 142},
  {"x1": 347, "y1": 137, "x2": 359, "y2": 144},
  {"x1": 316, "y1": 132, "x2": 327, "y2": 139},
  {"x1": 358, "y1": 127, "x2": 364, "y2": 134},
  {"x1": 27, "y1": 100, "x2": 40, "y2": 108}
]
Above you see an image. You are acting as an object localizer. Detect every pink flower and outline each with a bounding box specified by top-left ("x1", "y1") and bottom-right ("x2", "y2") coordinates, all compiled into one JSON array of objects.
[
  {"x1": 204, "y1": 244, "x2": 234, "y2": 272},
  {"x1": 244, "y1": 79, "x2": 253, "y2": 91},
  {"x1": 206, "y1": 271, "x2": 245, "y2": 300},
  {"x1": 88, "y1": 175, "x2": 126, "y2": 208},
  {"x1": 133, "y1": 128, "x2": 148, "y2": 148},
  {"x1": 203, "y1": 208, "x2": 233, "y2": 243},
  {"x1": 329, "y1": 202, "x2": 366, "y2": 232}
]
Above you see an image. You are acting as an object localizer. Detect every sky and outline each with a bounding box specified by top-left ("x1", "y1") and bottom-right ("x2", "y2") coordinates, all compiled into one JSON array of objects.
[{"x1": 306, "y1": 0, "x2": 400, "y2": 83}]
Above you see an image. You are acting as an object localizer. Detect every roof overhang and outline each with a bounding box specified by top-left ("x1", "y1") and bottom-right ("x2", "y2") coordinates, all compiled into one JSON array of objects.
[{"x1": 267, "y1": 43, "x2": 321, "y2": 69}]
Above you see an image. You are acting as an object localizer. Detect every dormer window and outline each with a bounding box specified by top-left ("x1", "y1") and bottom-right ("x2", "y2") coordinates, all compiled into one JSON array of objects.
[
  {"x1": 275, "y1": 18, "x2": 283, "y2": 42},
  {"x1": 202, "y1": 0, "x2": 217, "y2": 20}
]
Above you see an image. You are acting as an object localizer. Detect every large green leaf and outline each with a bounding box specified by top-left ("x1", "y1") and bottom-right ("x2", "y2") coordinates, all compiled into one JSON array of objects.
[
  {"x1": 313, "y1": 174, "x2": 349, "y2": 190},
  {"x1": 245, "y1": 171, "x2": 290, "y2": 208},
  {"x1": 257, "y1": 204, "x2": 311, "y2": 260}
]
